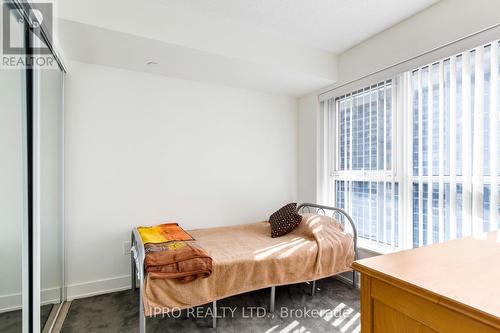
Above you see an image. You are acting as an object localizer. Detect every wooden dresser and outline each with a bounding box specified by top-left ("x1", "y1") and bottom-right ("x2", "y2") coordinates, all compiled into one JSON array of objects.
[{"x1": 352, "y1": 231, "x2": 500, "y2": 333}]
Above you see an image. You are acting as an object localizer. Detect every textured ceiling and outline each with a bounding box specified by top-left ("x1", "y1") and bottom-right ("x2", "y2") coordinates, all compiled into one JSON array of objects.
[
  {"x1": 155, "y1": 0, "x2": 439, "y2": 52},
  {"x1": 57, "y1": 0, "x2": 440, "y2": 96}
]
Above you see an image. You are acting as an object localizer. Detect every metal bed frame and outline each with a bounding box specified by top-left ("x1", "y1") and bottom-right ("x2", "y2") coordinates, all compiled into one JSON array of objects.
[{"x1": 131, "y1": 203, "x2": 358, "y2": 333}]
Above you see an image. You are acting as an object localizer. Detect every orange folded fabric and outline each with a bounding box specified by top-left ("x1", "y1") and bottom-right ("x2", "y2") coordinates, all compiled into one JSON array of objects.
[
  {"x1": 138, "y1": 223, "x2": 212, "y2": 283},
  {"x1": 145, "y1": 241, "x2": 212, "y2": 283},
  {"x1": 138, "y1": 223, "x2": 194, "y2": 244}
]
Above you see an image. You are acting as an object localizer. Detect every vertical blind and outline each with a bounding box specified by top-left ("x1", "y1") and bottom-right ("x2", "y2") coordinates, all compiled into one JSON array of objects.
[
  {"x1": 411, "y1": 41, "x2": 500, "y2": 247},
  {"x1": 329, "y1": 39, "x2": 500, "y2": 251}
]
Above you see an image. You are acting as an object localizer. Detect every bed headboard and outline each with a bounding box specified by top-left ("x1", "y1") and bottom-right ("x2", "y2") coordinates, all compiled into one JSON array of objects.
[{"x1": 296, "y1": 203, "x2": 358, "y2": 261}]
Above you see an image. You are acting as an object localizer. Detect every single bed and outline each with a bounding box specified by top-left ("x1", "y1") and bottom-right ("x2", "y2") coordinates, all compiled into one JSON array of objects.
[{"x1": 131, "y1": 203, "x2": 358, "y2": 332}]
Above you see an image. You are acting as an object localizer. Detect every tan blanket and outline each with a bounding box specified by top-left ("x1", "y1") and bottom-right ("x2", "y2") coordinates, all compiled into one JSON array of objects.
[{"x1": 143, "y1": 213, "x2": 354, "y2": 315}]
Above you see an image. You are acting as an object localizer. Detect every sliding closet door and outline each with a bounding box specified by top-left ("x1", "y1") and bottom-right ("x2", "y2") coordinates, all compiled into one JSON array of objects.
[
  {"x1": 1, "y1": 3, "x2": 65, "y2": 331},
  {"x1": 37, "y1": 61, "x2": 64, "y2": 329},
  {"x1": 0, "y1": 7, "x2": 27, "y2": 332}
]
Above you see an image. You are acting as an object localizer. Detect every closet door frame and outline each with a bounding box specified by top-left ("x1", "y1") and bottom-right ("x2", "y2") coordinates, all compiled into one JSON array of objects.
[
  {"x1": 31, "y1": 43, "x2": 66, "y2": 333},
  {"x1": 7, "y1": 1, "x2": 67, "y2": 331}
]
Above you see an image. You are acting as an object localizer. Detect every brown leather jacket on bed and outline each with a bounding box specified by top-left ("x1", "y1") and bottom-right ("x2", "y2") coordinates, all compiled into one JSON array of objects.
[{"x1": 144, "y1": 241, "x2": 213, "y2": 283}]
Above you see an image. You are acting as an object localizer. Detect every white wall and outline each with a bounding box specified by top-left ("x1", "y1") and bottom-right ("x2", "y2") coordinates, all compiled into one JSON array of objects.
[
  {"x1": 64, "y1": 61, "x2": 298, "y2": 299},
  {"x1": 298, "y1": 0, "x2": 500, "y2": 202},
  {"x1": 297, "y1": 94, "x2": 318, "y2": 204}
]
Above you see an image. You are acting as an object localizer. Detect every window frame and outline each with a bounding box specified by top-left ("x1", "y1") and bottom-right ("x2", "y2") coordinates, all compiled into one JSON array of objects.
[
  {"x1": 328, "y1": 79, "x2": 404, "y2": 253},
  {"x1": 325, "y1": 39, "x2": 500, "y2": 253}
]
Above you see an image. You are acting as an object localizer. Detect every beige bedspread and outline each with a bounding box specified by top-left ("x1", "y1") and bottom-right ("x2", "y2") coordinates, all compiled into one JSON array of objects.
[{"x1": 143, "y1": 213, "x2": 354, "y2": 315}]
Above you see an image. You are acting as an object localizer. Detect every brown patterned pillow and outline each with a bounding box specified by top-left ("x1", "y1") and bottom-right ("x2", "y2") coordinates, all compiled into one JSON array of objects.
[{"x1": 269, "y1": 203, "x2": 302, "y2": 238}]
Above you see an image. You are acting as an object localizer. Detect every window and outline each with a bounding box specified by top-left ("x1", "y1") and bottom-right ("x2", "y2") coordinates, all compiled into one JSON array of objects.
[
  {"x1": 331, "y1": 81, "x2": 399, "y2": 252},
  {"x1": 326, "y1": 40, "x2": 500, "y2": 252},
  {"x1": 411, "y1": 43, "x2": 500, "y2": 247}
]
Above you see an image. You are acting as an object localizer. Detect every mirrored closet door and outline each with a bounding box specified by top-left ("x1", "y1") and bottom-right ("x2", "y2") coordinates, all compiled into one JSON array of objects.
[
  {"x1": 37, "y1": 51, "x2": 64, "y2": 332},
  {"x1": 0, "y1": 4, "x2": 27, "y2": 331},
  {"x1": 0, "y1": 1, "x2": 65, "y2": 331}
]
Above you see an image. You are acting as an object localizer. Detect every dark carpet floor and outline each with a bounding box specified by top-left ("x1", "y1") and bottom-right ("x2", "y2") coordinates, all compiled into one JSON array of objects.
[
  {"x1": 0, "y1": 304, "x2": 53, "y2": 333},
  {"x1": 61, "y1": 278, "x2": 360, "y2": 333}
]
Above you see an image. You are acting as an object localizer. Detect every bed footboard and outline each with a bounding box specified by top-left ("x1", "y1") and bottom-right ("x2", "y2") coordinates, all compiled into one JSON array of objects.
[
  {"x1": 131, "y1": 229, "x2": 146, "y2": 333},
  {"x1": 296, "y1": 203, "x2": 359, "y2": 288}
]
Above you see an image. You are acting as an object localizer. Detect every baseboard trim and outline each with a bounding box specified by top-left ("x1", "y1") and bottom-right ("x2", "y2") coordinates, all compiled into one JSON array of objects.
[
  {"x1": 66, "y1": 275, "x2": 131, "y2": 301},
  {"x1": 0, "y1": 288, "x2": 61, "y2": 313},
  {"x1": 3, "y1": 273, "x2": 354, "y2": 311},
  {"x1": 0, "y1": 293, "x2": 22, "y2": 313}
]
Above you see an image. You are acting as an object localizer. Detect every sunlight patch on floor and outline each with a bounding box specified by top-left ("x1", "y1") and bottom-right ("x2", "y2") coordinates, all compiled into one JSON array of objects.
[
  {"x1": 324, "y1": 302, "x2": 361, "y2": 333},
  {"x1": 262, "y1": 302, "x2": 361, "y2": 333}
]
